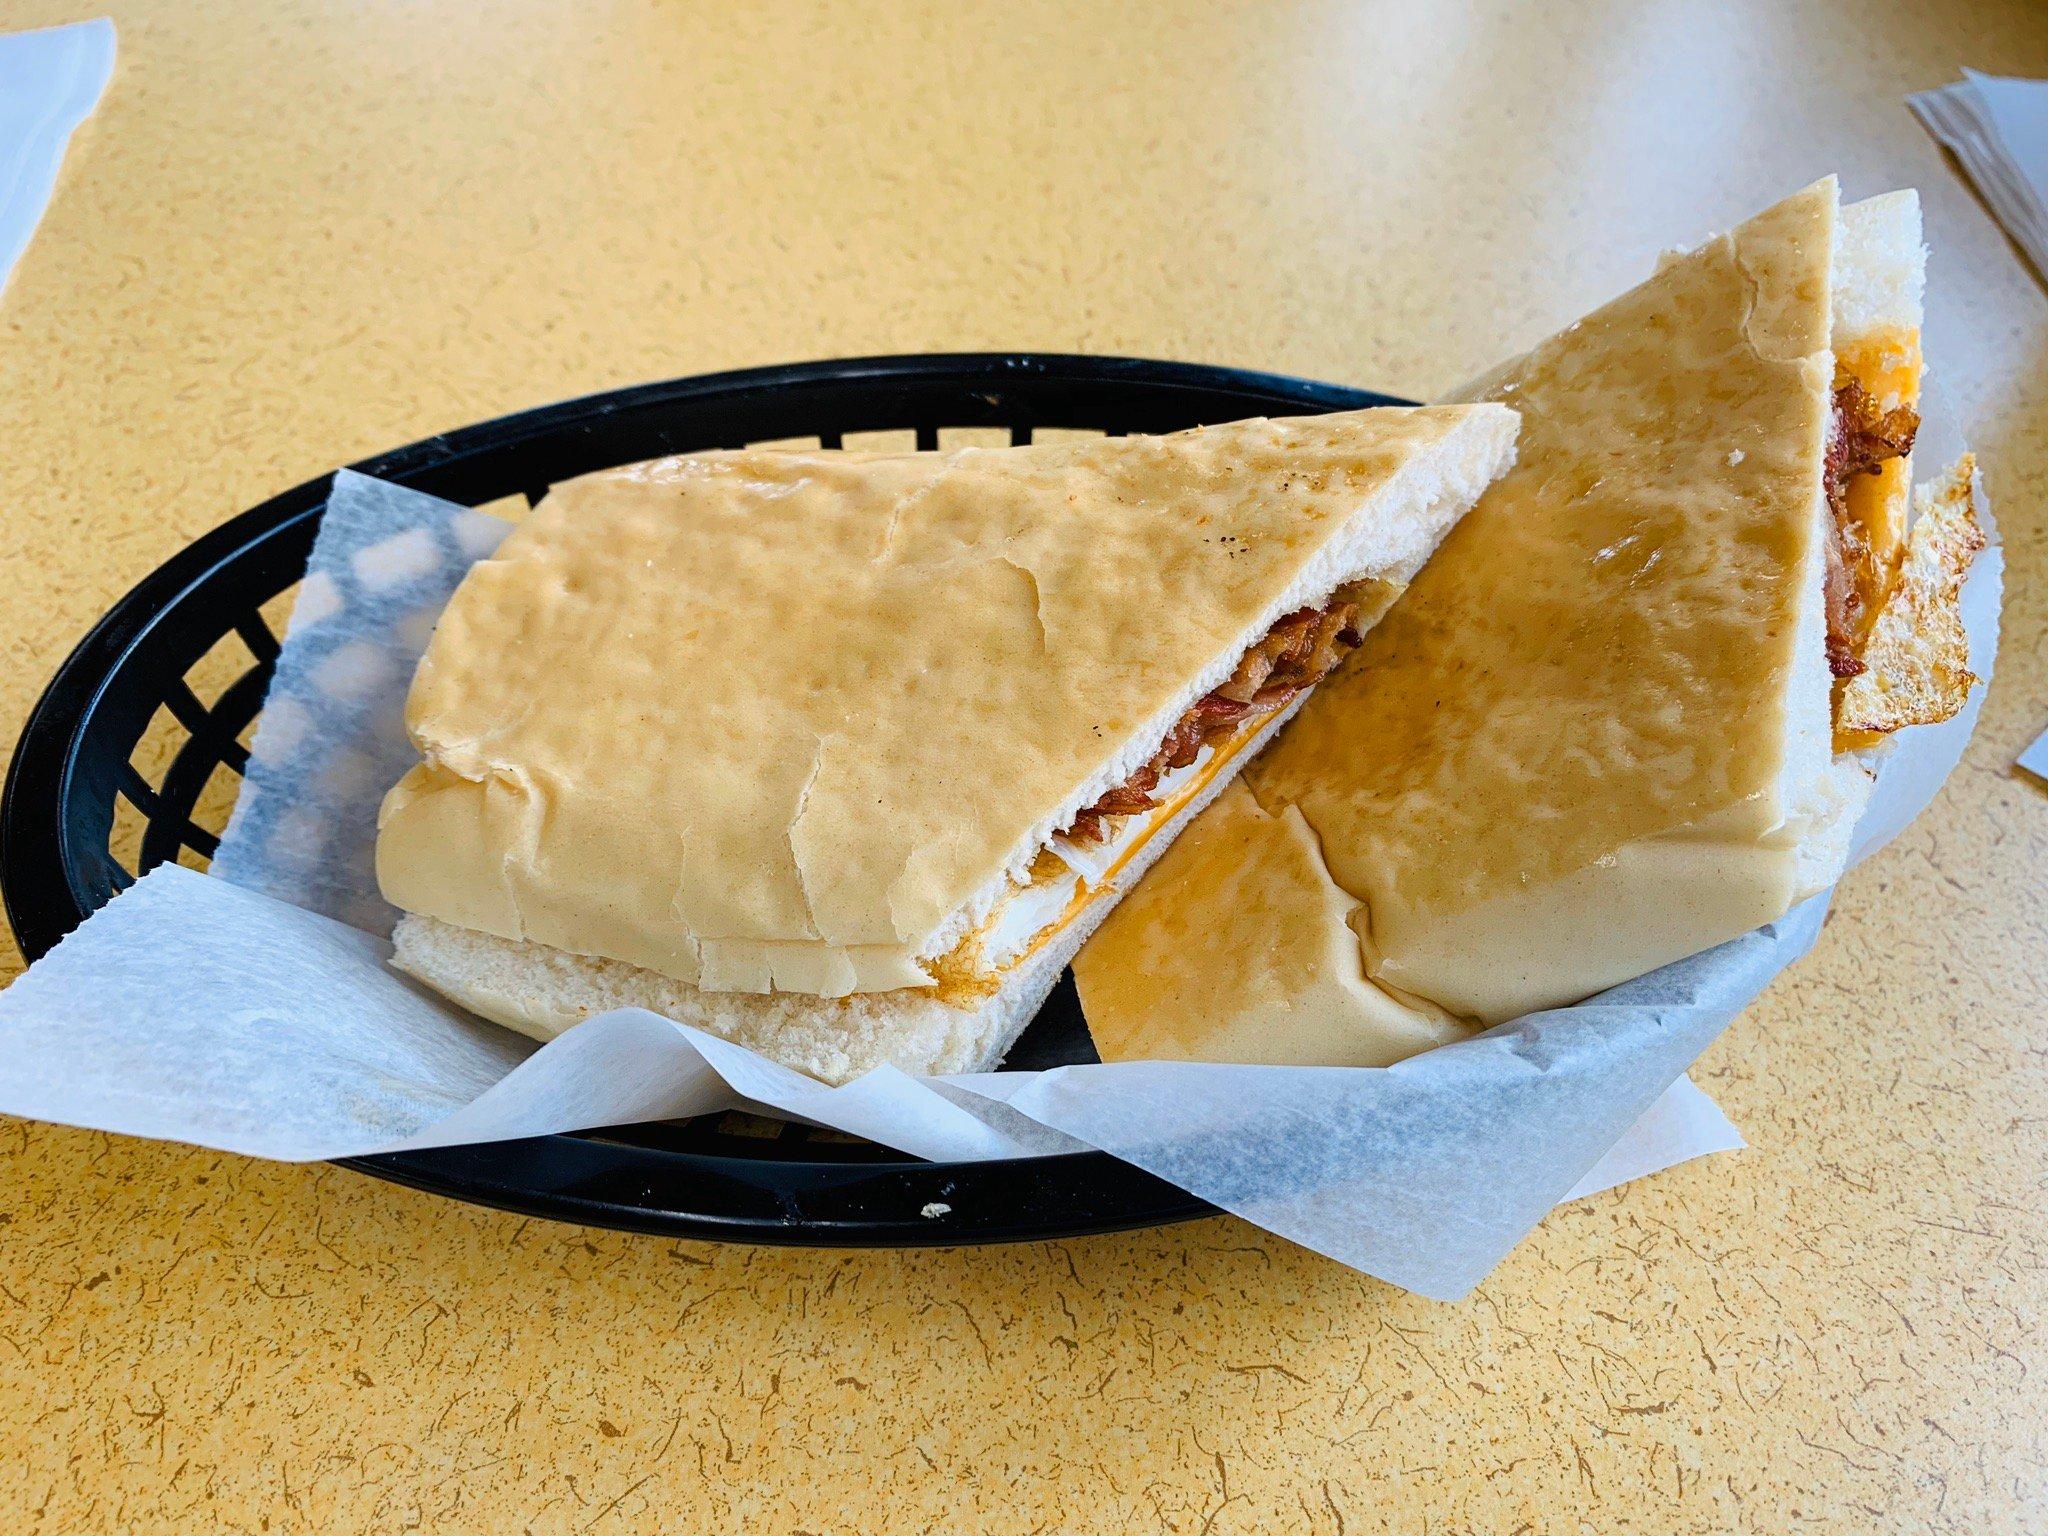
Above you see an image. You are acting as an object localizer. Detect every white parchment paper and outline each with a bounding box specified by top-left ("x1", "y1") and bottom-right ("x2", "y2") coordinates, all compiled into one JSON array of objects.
[{"x1": 0, "y1": 389, "x2": 2000, "y2": 1297}]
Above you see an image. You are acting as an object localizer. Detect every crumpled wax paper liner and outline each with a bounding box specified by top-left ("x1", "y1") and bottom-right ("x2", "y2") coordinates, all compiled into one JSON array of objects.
[{"x1": 0, "y1": 382, "x2": 1999, "y2": 1297}]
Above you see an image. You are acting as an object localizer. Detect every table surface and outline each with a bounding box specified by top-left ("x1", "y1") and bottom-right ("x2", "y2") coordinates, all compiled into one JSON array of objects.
[{"x1": 2, "y1": 1, "x2": 2045, "y2": 1530}]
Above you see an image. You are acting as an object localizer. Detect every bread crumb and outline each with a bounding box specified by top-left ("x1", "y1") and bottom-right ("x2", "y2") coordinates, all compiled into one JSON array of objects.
[{"x1": 919, "y1": 1202, "x2": 951, "y2": 1219}]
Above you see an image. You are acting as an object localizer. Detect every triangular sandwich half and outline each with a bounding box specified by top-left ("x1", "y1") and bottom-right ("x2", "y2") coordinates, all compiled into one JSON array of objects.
[
  {"x1": 375, "y1": 405, "x2": 1518, "y2": 1081},
  {"x1": 1077, "y1": 179, "x2": 1983, "y2": 1067}
]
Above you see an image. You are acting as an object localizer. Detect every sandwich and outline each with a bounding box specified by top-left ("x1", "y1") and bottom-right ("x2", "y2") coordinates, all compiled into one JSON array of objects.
[
  {"x1": 1076, "y1": 179, "x2": 1985, "y2": 1067},
  {"x1": 373, "y1": 406, "x2": 1519, "y2": 1082}
]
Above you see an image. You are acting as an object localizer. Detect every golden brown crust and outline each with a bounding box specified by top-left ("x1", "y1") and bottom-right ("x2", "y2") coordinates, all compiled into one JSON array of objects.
[
  {"x1": 1074, "y1": 781, "x2": 1467, "y2": 1067},
  {"x1": 1821, "y1": 375, "x2": 1920, "y2": 680}
]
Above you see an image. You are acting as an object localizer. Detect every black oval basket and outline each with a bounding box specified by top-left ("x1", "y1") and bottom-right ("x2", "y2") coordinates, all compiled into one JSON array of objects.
[{"x1": 1, "y1": 353, "x2": 1402, "y2": 1245}]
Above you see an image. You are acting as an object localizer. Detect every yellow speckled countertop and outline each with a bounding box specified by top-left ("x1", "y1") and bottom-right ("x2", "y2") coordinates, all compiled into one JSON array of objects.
[{"x1": 1, "y1": 2, "x2": 2045, "y2": 1529}]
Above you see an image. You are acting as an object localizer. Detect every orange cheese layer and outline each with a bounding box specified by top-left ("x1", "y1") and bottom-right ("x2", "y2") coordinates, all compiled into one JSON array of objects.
[
  {"x1": 1839, "y1": 326, "x2": 1922, "y2": 592},
  {"x1": 1831, "y1": 323, "x2": 1923, "y2": 750},
  {"x1": 1837, "y1": 327, "x2": 1921, "y2": 411},
  {"x1": 927, "y1": 701, "x2": 1287, "y2": 1004}
]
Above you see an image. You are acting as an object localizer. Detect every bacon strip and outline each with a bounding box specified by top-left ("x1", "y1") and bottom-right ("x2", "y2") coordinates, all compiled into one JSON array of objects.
[{"x1": 1063, "y1": 592, "x2": 1366, "y2": 843}]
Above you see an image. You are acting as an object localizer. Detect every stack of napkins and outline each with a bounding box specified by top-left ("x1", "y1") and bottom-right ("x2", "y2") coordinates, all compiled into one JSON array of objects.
[
  {"x1": 1911, "y1": 71, "x2": 2048, "y2": 782},
  {"x1": 1910, "y1": 70, "x2": 2048, "y2": 277},
  {"x1": 0, "y1": 19, "x2": 114, "y2": 296}
]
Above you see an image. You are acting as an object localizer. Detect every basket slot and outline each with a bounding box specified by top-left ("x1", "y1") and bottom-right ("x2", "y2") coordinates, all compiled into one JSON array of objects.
[
  {"x1": 118, "y1": 762, "x2": 162, "y2": 820},
  {"x1": 179, "y1": 667, "x2": 269, "y2": 778},
  {"x1": 179, "y1": 823, "x2": 221, "y2": 857},
  {"x1": 818, "y1": 430, "x2": 844, "y2": 449},
  {"x1": 233, "y1": 615, "x2": 281, "y2": 666},
  {"x1": 132, "y1": 817, "x2": 222, "y2": 869},
  {"x1": 914, "y1": 425, "x2": 939, "y2": 451},
  {"x1": 178, "y1": 668, "x2": 277, "y2": 822},
  {"x1": 937, "y1": 427, "x2": 1010, "y2": 451},
  {"x1": 124, "y1": 760, "x2": 226, "y2": 872},
  {"x1": 119, "y1": 765, "x2": 171, "y2": 875},
  {"x1": 210, "y1": 667, "x2": 275, "y2": 776},
  {"x1": 1011, "y1": 425, "x2": 1034, "y2": 446},
  {"x1": 181, "y1": 627, "x2": 264, "y2": 712},
  {"x1": 158, "y1": 678, "x2": 220, "y2": 744}
]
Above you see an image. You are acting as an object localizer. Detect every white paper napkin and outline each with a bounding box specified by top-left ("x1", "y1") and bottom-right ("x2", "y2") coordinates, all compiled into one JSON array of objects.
[
  {"x1": 0, "y1": 18, "x2": 114, "y2": 298},
  {"x1": 1910, "y1": 70, "x2": 2048, "y2": 279}
]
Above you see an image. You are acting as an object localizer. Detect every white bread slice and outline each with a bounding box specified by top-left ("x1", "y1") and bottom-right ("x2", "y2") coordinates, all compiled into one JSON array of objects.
[
  {"x1": 1079, "y1": 182, "x2": 1976, "y2": 1075},
  {"x1": 1833, "y1": 190, "x2": 1926, "y2": 355}
]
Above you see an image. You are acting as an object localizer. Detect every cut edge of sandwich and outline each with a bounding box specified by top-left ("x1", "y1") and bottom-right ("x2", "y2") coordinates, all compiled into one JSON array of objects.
[
  {"x1": 1783, "y1": 186, "x2": 1977, "y2": 904},
  {"x1": 1454, "y1": 187, "x2": 1971, "y2": 993}
]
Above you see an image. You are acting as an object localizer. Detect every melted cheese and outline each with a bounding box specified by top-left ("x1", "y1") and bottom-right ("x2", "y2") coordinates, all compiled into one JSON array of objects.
[
  {"x1": 935, "y1": 710, "x2": 1281, "y2": 998},
  {"x1": 1830, "y1": 324, "x2": 1924, "y2": 747}
]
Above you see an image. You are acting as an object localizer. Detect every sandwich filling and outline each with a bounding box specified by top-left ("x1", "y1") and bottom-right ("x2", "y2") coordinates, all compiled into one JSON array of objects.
[
  {"x1": 928, "y1": 578, "x2": 1388, "y2": 999},
  {"x1": 1065, "y1": 584, "x2": 1375, "y2": 843},
  {"x1": 1820, "y1": 375, "x2": 1919, "y2": 682}
]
